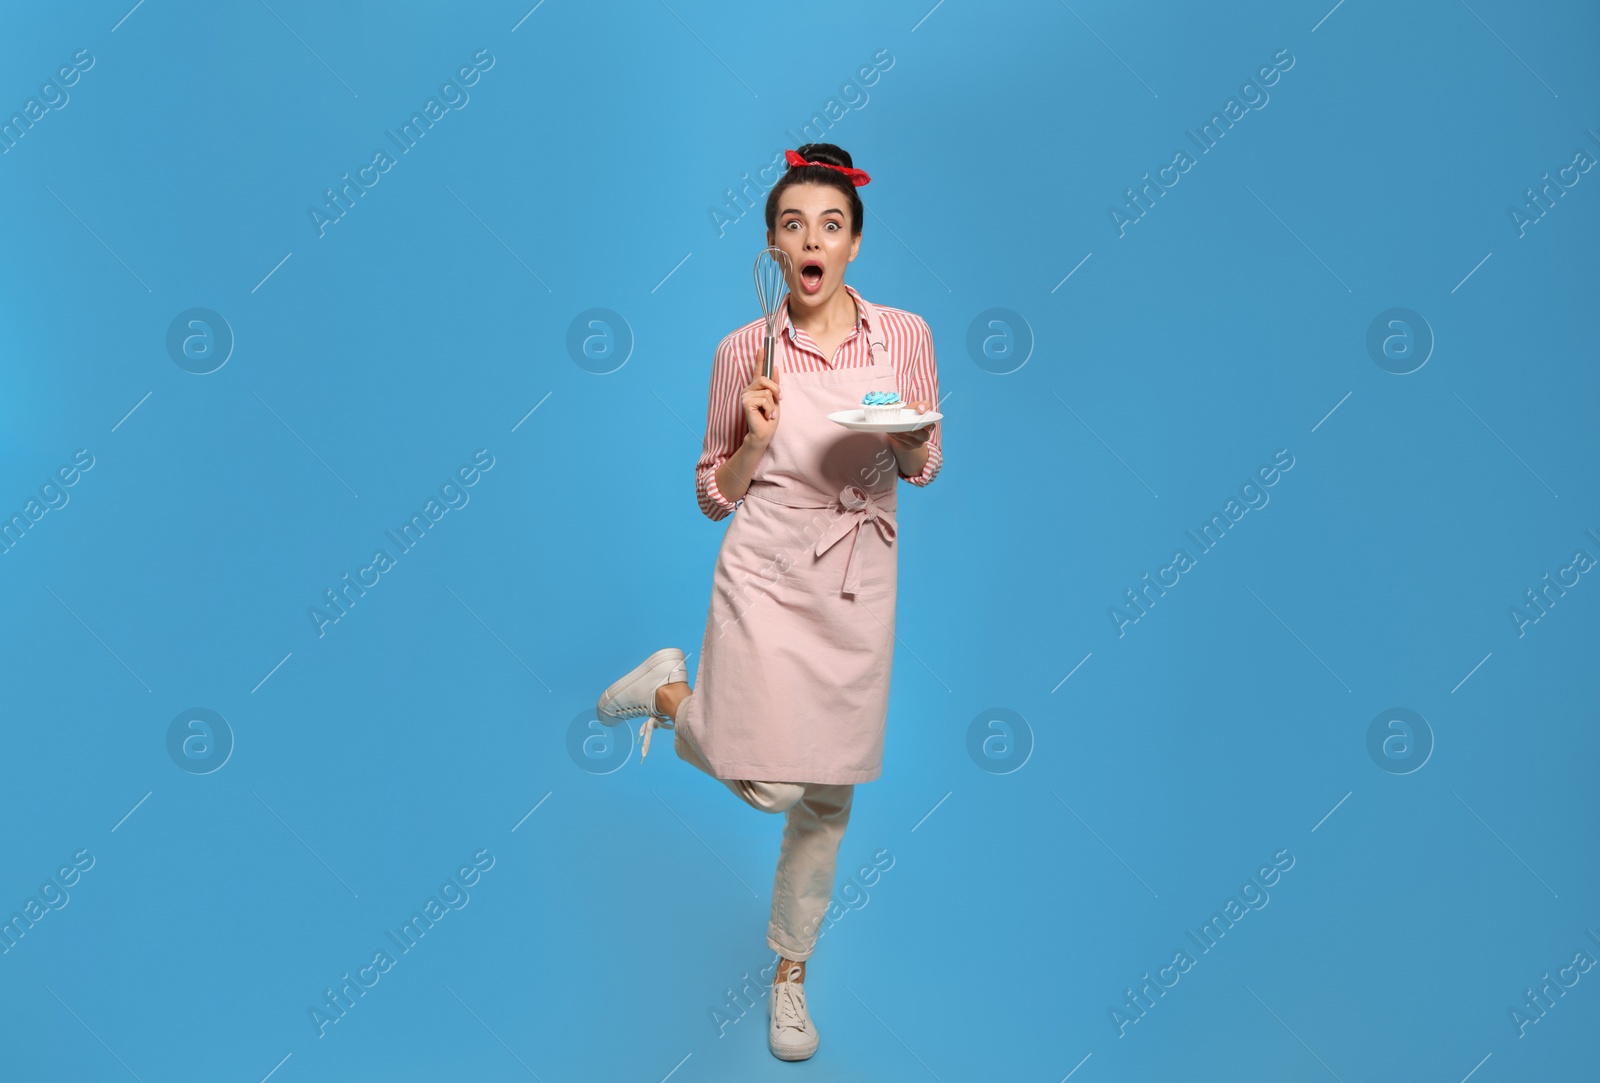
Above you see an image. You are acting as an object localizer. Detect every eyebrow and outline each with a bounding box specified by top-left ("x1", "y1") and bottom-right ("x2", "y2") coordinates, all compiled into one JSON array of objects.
[{"x1": 780, "y1": 208, "x2": 845, "y2": 217}]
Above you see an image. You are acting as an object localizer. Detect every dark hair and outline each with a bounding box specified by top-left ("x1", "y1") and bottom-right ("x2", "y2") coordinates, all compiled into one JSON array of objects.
[{"x1": 764, "y1": 143, "x2": 865, "y2": 238}]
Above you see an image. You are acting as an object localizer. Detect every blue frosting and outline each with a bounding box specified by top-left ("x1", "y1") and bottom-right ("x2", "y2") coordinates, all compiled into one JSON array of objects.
[{"x1": 861, "y1": 390, "x2": 903, "y2": 406}]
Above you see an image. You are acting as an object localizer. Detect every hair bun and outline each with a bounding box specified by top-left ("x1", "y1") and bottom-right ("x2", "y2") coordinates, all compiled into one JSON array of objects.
[{"x1": 795, "y1": 143, "x2": 853, "y2": 170}]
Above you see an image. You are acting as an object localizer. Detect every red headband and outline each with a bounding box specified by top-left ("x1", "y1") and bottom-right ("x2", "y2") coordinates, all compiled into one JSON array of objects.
[{"x1": 784, "y1": 148, "x2": 871, "y2": 186}]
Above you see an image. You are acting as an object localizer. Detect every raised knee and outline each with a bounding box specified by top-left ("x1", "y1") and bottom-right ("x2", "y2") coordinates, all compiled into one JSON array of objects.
[
  {"x1": 745, "y1": 780, "x2": 805, "y2": 813},
  {"x1": 772, "y1": 783, "x2": 806, "y2": 812}
]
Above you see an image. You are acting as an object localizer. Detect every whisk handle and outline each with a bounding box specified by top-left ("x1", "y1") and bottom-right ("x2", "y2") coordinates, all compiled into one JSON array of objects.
[{"x1": 761, "y1": 334, "x2": 774, "y2": 380}]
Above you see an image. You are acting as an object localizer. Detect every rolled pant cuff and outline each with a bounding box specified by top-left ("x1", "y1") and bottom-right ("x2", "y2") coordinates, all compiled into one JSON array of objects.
[{"x1": 767, "y1": 934, "x2": 815, "y2": 962}]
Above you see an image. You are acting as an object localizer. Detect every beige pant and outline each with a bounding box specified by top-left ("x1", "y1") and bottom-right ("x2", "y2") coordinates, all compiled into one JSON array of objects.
[{"x1": 671, "y1": 692, "x2": 855, "y2": 961}]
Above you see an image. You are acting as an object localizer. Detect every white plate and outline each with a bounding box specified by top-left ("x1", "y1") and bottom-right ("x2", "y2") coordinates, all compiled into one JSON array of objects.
[{"x1": 827, "y1": 408, "x2": 943, "y2": 433}]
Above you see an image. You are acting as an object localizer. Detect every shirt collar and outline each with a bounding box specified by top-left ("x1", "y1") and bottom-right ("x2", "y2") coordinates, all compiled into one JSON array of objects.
[{"x1": 783, "y1": 282, "x2": 869, "y2": 341}]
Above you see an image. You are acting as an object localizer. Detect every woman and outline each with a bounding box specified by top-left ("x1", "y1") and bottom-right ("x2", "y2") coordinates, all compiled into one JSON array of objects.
[{"x1": 596, "y1": 143, "x2": 942, "y2": 1063}]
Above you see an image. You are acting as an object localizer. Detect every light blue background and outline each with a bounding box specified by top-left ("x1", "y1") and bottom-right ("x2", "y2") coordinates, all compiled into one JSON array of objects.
[{"x1": 1, "y1": 1, "x2": 1596, "y2": 1080}]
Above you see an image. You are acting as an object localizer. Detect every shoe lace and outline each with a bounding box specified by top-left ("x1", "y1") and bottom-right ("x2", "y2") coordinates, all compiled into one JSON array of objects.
[
  {"x1": 602, "y1": 665, "x2": 683, "y2": 761},
  {"x1": 637, "y1": 711, "x2": 673, "y2": 760},
  {"x1": 772, "y1": 969, "x2": 809, "y2": 1035}
]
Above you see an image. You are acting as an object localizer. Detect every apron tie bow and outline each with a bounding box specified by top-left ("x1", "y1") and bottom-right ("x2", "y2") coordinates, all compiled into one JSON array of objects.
[{"x1": 813, "y1": 485, "x2": 896, "y2": 595}]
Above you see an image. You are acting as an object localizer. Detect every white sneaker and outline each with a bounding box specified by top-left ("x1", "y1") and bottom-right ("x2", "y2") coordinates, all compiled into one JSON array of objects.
[
  {"x1": 768, "y1": 963, "x2": 819, "y2": 1061},
  {"x1": 596, "y1": 648, "x2": 687, "y2": 760}
]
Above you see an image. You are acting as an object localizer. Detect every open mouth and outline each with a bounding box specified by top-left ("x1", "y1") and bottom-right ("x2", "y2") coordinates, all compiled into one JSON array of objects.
[{"x1": 798, "y1": 260, "x2": 824, "y2": 293}]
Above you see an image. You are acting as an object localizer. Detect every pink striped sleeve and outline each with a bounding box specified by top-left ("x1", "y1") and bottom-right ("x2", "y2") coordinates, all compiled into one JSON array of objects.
[
  {"x1": 898, "y1": 314, "x2": 942, "y2": 487},
  {"x1": 696, "y1": 333, "x2": 750, "y2": 521}
]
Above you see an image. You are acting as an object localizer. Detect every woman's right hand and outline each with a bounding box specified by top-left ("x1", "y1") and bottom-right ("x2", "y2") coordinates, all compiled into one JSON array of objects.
[{"x1": 741, "y1": 370, "x2": 781, "y2": 447}]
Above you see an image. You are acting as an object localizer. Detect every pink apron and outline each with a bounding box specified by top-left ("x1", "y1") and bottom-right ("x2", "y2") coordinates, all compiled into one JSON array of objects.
[{"x1": 676, "y1": 297, "x2": 902, "y2": 785}]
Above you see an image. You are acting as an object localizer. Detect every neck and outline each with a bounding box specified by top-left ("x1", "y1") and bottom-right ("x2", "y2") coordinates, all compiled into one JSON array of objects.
[{"x1": 786, "y1": 287, "x2": 857, "y2": 335}]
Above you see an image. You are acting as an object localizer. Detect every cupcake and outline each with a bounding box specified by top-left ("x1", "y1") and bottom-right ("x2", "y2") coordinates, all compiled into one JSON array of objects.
[{"x1": 861, "y1": 389, "x2": 905, "y2": 423}]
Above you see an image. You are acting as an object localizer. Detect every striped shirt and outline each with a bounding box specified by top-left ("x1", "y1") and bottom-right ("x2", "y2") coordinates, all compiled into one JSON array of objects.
[{"x1": 696, "y1": 282, "x2": 944, "y2": 521}]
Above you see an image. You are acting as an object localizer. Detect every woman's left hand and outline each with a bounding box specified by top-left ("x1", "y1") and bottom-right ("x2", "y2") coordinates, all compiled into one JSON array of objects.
[{"x1": 886, "y1": 397, "x2": 935, "y2": 451}]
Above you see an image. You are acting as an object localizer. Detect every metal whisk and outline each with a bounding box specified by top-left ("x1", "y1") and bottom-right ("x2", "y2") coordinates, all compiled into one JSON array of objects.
[{"x1": 753, "y1": 246, "x2": 792, "y2": 380}]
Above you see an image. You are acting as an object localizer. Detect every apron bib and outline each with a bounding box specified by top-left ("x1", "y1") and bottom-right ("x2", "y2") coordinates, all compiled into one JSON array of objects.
[{"x1": 676, "y1": 296, "x2": 902, "y2": 784}]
